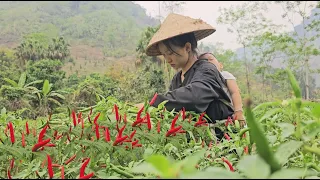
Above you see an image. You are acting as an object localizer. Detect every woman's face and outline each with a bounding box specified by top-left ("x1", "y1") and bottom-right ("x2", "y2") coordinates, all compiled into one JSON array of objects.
[
  {"x1": 201, "y1": 54, "x2": 222, "y2": 71},
  {"x1": 158, "y1": 42, "x2": 190, "y2": 70}
]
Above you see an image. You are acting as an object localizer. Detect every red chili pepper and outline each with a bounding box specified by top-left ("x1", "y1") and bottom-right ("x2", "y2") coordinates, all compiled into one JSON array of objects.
[
  {"x1": 7, "y1": 168, "x2": 11, "y2": 179},
  {"x1": 22, "y1": 132, "x2": 26, "y2": 147},
  {"x1": 114, "y1": 104, "x2": 120, "y2": 121},
  {"x1": 171, "y1": 112, "x2": 180, "y2": 129},
  {"x1": 72, "y1": 111, "x2": 77, "y2": 127},
  {"x1": 52, "y1": 164, "x2": 61, "y2": 168},
  {"x1": 95, "y1": 124, "x2": 100, "y2": 140},
  {"x1": 177, "y1": 130, "x2": 186, "y2": 134},
  {"x1": 67, "y1": 134, "x2": 71, "y2": 142},
  {"x1": 123, "y1": 114, "x2": 127, "y2": 124},
  {"x1": 244, "y1": 146, "x2": 249, "y2": 155},
  {"x1": 88, "y1": 114, "x2": 92, "y2": 124},
  {"x1": 113, "y1": 135, "x2": 128, "y2": 146},
  {"x1": 47, "y1": 154, "x2": 54, "y2": 179},
  {"x1": 188, "y1": 114, "x2": 192, "y2": 123},
  {"x1": 53, "y1": 130, "x2": 58, "y2": 138},
  {"x1": 222, "y1": 157, "x2": 234, "y2": 172},
  {"x1": 32, "y1": 138, "x2": 51, "y2": 152},
  {"x1": 136, "y1": 106, "x2": 144, "y2": 122},
  {"x1": 149, "y1": 93, "x2": 158, "y2": 106},
  {"x1": 45, "y1": 144, "x2": 56, "y2": 147},
  {"x1": 105, "y1": 127, "x2": 110, "y2": 142},
  {"x1": 41, "y1": 158, "x2": 47, "y2": 168},
  {"x1": 26, "y1": 121, "x2": 30, "y2": 135},
  {"x1": 131, "y1": 139, "x2": 139, "y2": 146},
  {"x1": 157, "y1": 120, "x2": 160, "y2": 134},
  {"x1": 117, "y1": 124, "x2": 126, "y2": 139},
  {"x1": 56, "y1": 134, "x2": 63, "y2": 140},
  {"x1": 225, "y1": 116, "x2": 233, "y2": 127},
  {"x1": 197, "y1": 112, "x2": 206, "y2": 122},
  {"x1": 182, "y1": 107, "x2": 186, "y2": 120},
  {"x1": 8, "y1": 122, "x2": 15, "y2": 144},
  {"x1": 80, "y1": 158, "x2": 90, "y2": 177},
  {"x1": 146, "y1": 113, "x2": 151, "y2": 131},
  {"x1": 38, "y1": 125, "x2": 48, "y2": 142},
  {"x1": 64, "y1": 154, "x2": 77, "y2": 165},
  {"x1": 133, "y1": 143, "x2": 142, "y2": 148},
  {"x1": 78, "y1": 112, "x2": 82, "y2": 124},
  {"x1": 130, "y1": 130, "x2": 136, "y2": 140},
  {"x1": 224, "y1": 133, "x2": 231, "y2": 141},
  {"x1": 80, "y1": 172, "x2": 94, "y2": 179},
  {"x1": 93, "y1": 113, "x2": 100, "y2": 125},
  {"x1": 60, "y1": 166, "x2": 65, "y2": 179},
  {"x1": 89, "y1": 106, "x2": 93, "y2": 115},
  {"x1": 165, "y1": 126, "x2": 183, "y2": 137},
  {"x1": 10, "y1": 158, "x2": 14, "y2": 170},
  {"x1": 194, "y1": 120, "x2": 208, "y2": 127}
]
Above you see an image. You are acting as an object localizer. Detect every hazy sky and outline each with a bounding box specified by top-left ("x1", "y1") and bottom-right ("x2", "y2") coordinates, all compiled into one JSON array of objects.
[{"x1": 134, "y1": 1, "x2": 316, "y2": 50}]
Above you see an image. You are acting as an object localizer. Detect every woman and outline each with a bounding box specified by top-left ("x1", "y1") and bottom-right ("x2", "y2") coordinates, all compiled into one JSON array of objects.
[
  {"x1": 198, "y1": 52, "x2": 246, "y2": 127},
  {"x1": 136, "y1": 13, "x2": 234, "y2": 126}
]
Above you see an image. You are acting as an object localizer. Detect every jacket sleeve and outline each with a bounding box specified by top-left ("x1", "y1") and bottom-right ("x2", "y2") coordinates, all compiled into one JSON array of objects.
[{"x1": 152, "y1": 67, "x2": 222, "y2": 112}]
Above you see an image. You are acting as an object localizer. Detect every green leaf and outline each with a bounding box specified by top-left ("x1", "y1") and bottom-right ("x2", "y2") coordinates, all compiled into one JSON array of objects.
[
  {"x1": 252, "y1": 101, "x2": 281, "y2": 111},
  {"x1": 266, "y1": 135, "x2": 277, "y2": 144},
  {"x1": 50, "y1": 92, "x2": 65, "y2": 100},
  {"x1": 1, "y1": 107, "x2": 6, "y2": 116},
  {"x1": 145, "y1": 154, "x2": 170, "y2": 175},
  {"x1": 131, "y1": 162, "x2": 160, "y2": 175},
  {"x1": 237, "y1": 155, "x2": 270, "y2": 179},
  {"x1": 303, "y1": 121, "x2": 320, "y2": 140},
  {"x1": 48, "y1": 98, "x2": 62, "y2": 106},
  {"x1": 259, "y1": 108, "x2": 282, "y2": 122},
  {"x1": 182, "y1": 167, "x2": 243, "y2": 179},
  {"x1": 25, "y1": 80, "x2": 43, "y2": 87},
  {"x1": 42, "y1": 80, "x2": 50, "y2": 96},
  {"x1": 244, "y1": 100, "x2": 281, "y2": 173},
  {"x1": 18, "y1": 72, "x2": 27, "y2": 88},
  {"x1": 275, "y1": 140, "x2": 303, "y2": 166},
  {"x1": 269, "y1": 168, "x2": 317, "y2": 179},
  {"x1": 181, "y1": 149, "x2": 206, "y2": 174},
  {"x1": 3, "y1": 78, "x2": 18, "y2": 87},
  {"x1": 311, "y1": 104, "x2": 320, "y2": 119},
  {"x1": 277, "y1": 123, "x2": 295, "y2": 140}
]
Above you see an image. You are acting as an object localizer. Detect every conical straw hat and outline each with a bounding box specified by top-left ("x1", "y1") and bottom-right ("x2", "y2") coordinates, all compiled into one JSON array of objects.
[{"x1": 146, "y1": 13, "x2": 216, "y2": 56}]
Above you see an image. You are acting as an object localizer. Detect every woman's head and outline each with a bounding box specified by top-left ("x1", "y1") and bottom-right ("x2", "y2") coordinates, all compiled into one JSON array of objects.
[
  {"x1": 157, "y1": 32, "x2": 198, "y2": 70},
  {"x1": 198, "y1": 53, "x2": 222, "y2": 71},
  {"x1": 145, "y1": 13, "x2": 216, "y2": 57}
]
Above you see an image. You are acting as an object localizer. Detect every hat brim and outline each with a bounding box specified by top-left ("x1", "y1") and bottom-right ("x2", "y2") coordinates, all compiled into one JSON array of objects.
[{"x1": 146, "y1": 29, "x2": 215, "y2": 56}]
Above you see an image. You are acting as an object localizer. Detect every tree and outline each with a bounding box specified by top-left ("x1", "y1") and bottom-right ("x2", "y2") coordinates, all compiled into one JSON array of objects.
[
  {"x1": 274, "y1": 1, "x2": 320, "y2": 100},
  {"x1": 32, "y1": 79, "x2": 65, "y2": 116},
  {"x1": 217, "y1": 2, "x2": 280, "y2": 96},
  {"x1": 251, "y1": 32, "x2": 297, "y2": 100},
  {"x1": 157, "y1": 1, "x2": 186, "y2": 22}
]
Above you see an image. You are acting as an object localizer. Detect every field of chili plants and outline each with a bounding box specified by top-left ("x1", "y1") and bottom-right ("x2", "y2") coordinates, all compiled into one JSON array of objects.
[{"x1": 0, "y1": 69, "x2": 319, "y2": 179}]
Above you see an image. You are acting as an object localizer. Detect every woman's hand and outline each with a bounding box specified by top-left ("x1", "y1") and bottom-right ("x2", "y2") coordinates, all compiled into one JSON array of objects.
[{"x1": 234, "y1": 110, "x2": 246, "y2": 128}]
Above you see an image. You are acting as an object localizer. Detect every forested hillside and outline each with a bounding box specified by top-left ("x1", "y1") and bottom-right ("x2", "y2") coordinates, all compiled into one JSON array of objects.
[{"x1": 0, "y1": 1, "x2": 158, "y2": 57}]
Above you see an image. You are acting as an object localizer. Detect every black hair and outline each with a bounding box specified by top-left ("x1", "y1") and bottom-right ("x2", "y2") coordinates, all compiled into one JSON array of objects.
[
  {"x1": 161, "y1": 32, "x2": 198, "y2": 57},
  {"x1": 198, "y1": 52, "x2": 216, "y2": 59}
]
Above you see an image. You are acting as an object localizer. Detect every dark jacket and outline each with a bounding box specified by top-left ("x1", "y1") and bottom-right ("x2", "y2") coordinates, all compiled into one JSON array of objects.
[{"x1": 152, "y1": 59, "x2": 234, "y2": 123}]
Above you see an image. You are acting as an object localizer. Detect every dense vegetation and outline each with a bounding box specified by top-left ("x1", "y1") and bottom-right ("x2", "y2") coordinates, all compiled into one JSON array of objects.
[{"x1": 0, "y1": 1, "x2": 319, "y2": 179}]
